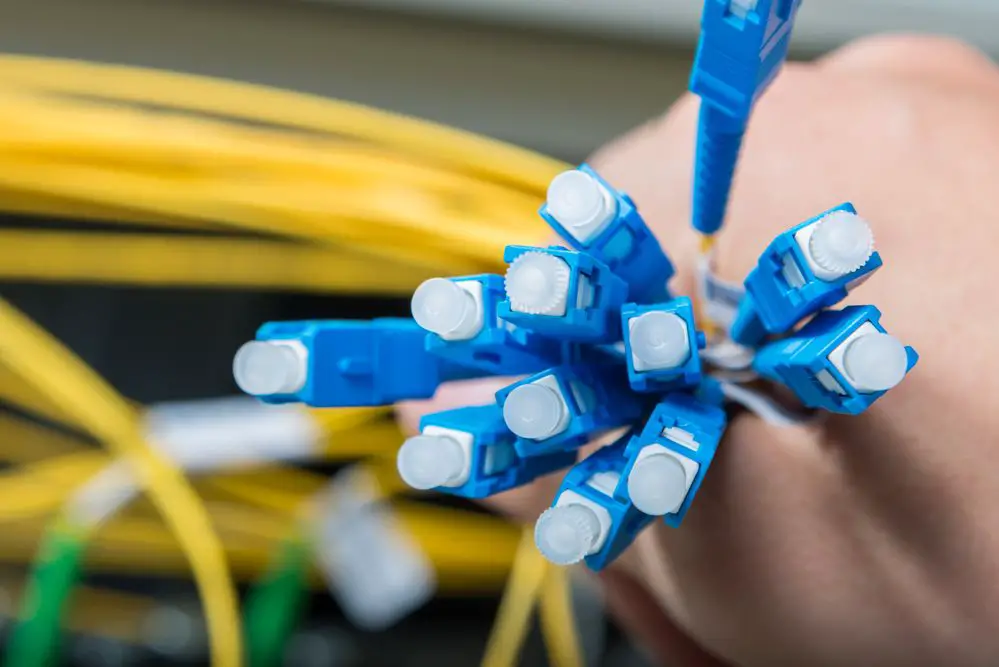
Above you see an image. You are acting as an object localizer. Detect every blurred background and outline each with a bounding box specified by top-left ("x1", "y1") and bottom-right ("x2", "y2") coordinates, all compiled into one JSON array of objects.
[{"x1": 0, "y1": 1, "x2": 993, "y2": 666}]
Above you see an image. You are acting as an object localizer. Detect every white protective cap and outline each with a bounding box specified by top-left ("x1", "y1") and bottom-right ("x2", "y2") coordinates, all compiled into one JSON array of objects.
[
  {"x1": 842, "y1": 332, "x2": 909, "y2": 393},
  {"x1": 534, "y1": 504, "x2": 601, "y2": 565},
  {"x1": 232, "y1": 341, "x2": 307, "y2": 396},
  {"x1": 396, "y1": 435, "x2": 467, "y2": 490},
  {"x1": 807, "y1": 211, "x2": 875, "y2": 280},
  {"x1": 629, "y1": 311, "x2": 691, "y2": 371},
  {"x1": 545, "y1": 170, "x2": 616, "y2": 238},
  {"x1": 410, "y1": 278, "x2": 482, "y2": 339},
  {"x1": 502, "y1": 383, "x2": 567, "y2": 440},
  {"x1": 627, "y1": 453, "x2": 689, "y2": 516},
  {"x1": 504, "y1": 251, "x2": 571, "y2": 316}
]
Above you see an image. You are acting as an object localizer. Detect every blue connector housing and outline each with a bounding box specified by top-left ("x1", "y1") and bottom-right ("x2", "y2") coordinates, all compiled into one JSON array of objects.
[
  {"x1": 250, "y1": 318, "x2": 478, "y2": 407},
  {"x1": 418, "y1": 405, "x2": 575, "y2": 499},
  {"x1": 539, "y1": 164, "x2": 674, "y2": 304},
  {"x1": 495, "y1": 360, "x2": 647, "y2": 458},
  {"x1": 689, "y1": 0, "x2": 804, "y2": 235},
  {"x1": 691, "y1": 0, "x2": 804, "y2": 121},
  {"x1": 731, "y1": 203, "x2": 883, "y2": 347},
  {"x1": 550, "y1": 436, "x2": 655, "y2": 571},
  {"x1": 753, "y1": 305, "x2": 919, "y2": 415},
  {"x1": 423, "y1": 274, "x2": 565, "y2": 375},
  {"x1": 498, "y1": 245, "x2": 628, "y2": 343},
  {"x1": 617, "y1": 392, "x2": 727, "y2": 528},
  {"x1": 621, "y1": 297, "x2": 706, "y2": 393}
]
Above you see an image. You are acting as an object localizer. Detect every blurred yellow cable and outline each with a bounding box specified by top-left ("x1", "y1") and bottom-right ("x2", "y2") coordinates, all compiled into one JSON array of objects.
[
  {"x1": 0, "y1": 364, "x2": 76, "y2": 426},
  {"x1": 538, "y1": 567, "x2": 585, "y2": 667},
  {"x1": 0, "y1": 90, "x2": 546, "y2": 218},
  {"x1": 0, "y1": 573, "x2": 162, "y2": 645},
  {"x1": 0, "y1": 186, "x2": 197, "y2": 230},
  {"x1": 0, "y1": 412, "x2": 87, "y2": 464},
  {"x1": 307, "y1": 407, "x2": 391, "y2": 433},
  {"x1": 0, "y1": 55, "x2": 567, "y2": 190},
  {"x1": 0, "y1": 409, "x2": 397, "y2": 519},
  {"x1": 0, "y1": 158, "x2": 525, "y2": 264},
  {"x1": 0, "y1": 55, "x2": 587, "y2": 662},
  {"x1": 481, "y1": 526, "x2": 550, "y2": 667},
  {"x1": 0, "y1": 229, "x2": 442, "y2": 295},
  {"x1": 0, "y1": 299, "x2": 242, "y2": 667},
  {"x1": 0, "y1": 452, "x2": 108, "y2": 521},
  {"x1": 0, "y1": 446, "x2": 520, "y2": 578}
]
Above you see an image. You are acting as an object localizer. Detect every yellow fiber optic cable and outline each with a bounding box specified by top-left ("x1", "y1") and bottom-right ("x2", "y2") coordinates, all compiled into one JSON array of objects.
[
  {"x1": 0, "y1": 91, "x2": 548, "y2": 217},
  {"x1": 0, "y1": 229, "x2": 442, "y2": 295},
  {"x1": 0, "y1": 299, "x2": 242, "y2": 667},
  {"x1": 0, "y1": 412, "x2": 87, "y2": 464},
  {"x1": 538, "y1": 567, "x2": 585, "y2": 667},
  {"x1": 0, "y1": 447, "x2": 520, "y2": 579},
  {"x1": 0, "y1": 56, "x2": 568, "y2": 190},
  {"x1": 0, "y1": 575, "x2": 161, "y2": 646},
  {"x1": 0, "y1": 158, "x2": 529, "y2": 262},
  {"x1": 481, "y1": 526, "x2": 551, "y2": 667},
  {"x1": 0, "y1": 186, "x2": 194, "y2": 230}
]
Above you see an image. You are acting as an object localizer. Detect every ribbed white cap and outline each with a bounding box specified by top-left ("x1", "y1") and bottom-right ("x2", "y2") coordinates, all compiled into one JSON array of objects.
[
  {"x1": 807, "y1": 211, "x2": 875, "y2": 279},
  {"x1": 534, "y1": 504, "x2": 601, "y2": 565},
  {"x1": 505, "y1": 251, "x2": 571, "y2": 316}
]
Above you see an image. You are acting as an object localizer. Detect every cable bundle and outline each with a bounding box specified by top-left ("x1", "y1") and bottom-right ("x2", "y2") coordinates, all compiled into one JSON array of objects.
[{"x1": 0, "y1": 56, "x2": 583, "y2": 667}]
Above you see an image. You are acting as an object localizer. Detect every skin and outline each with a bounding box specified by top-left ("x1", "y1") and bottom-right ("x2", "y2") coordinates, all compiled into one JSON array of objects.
[{"x1": 399, "y1": 34, "x2": 999, "y2": 667}]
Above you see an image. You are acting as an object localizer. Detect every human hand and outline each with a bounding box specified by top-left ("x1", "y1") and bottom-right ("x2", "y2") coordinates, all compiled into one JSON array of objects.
[{"x1": 400, "y1": 34, "x2": 999, "y2": 667}]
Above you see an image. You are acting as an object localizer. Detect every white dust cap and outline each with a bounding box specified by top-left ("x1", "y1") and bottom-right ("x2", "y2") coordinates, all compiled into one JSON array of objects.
[
  {"x1": 505, "y1": 251, "x2": 571, "y2": 316},
  {"x1": 627, "y1": 453, "x2": 688, "y2": 516},
  {"x1": 808, "y1": 211, "x2": 875, "y2": 279},
  {"x1": 535, "y1": 504, "x2": 601, "y2": 565},
  {"x1": 842, "y1": 332, "x2": 909, "y2": 393},
  {"x1": 629, "y1": 311, "x2": 691, "y2": 370},
  {"x1": 502, "y1": 383, "x2": 566, "y2": 440},
  {"x1": 411, "y1": 278, "x2": 481, "y2": 339},
  {"x1": 396, "y1": 435, "x2": 466, "y2": 490},
  {"x1": 546, "y1": 170, "x2": 615, "y2": 232},
  {"x1": 232, "y1": 341, "x2": 307, "y2": 396}
]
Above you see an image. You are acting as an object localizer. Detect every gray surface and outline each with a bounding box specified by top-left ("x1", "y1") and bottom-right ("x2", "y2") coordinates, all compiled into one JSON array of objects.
[
  {"x1": 313, "y1": 0, "x2": 999, "y2": 56},
  {"x1": 0, "y1": 0, "x2": 692, "y2": 160}
]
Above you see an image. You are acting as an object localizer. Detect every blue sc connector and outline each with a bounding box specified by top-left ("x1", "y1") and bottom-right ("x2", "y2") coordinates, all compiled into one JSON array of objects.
[
  {"x1": 621, "y1": 297, "x2": 706, "y2": 393},
  {"x1": 232, "y1": 318, "x2": 480, "y2": 407},
  {"x1": 616, "y1": 391, "x2": 727, "y2": 528},
  {"x1": 730, "y1": 203, "x2": 883, "y2": 347},
  {"x1": 753, "y1": 305, "x2": 918, "y2": 415},
  {"x1": 396, "y1": 404, "x2": 575, "y2": 499},
  {"x1": 539, "y1": 164, "x2": 674, "y2": 304},
  {"x1": 496, "y1": 360, "x2": 646, "y2": 458},
  {"x1": 498, "y1": 245, "x2": 628, "y2": 343},
  {"x1": 690, "y1": 0, "x2": 804, "y2": 235},
  {"x1": 533, "y1": 434, "x2": 654, "y2": 571},
  {"x1": 410, "y1": 274, "x2": 564, "y2": 375}
]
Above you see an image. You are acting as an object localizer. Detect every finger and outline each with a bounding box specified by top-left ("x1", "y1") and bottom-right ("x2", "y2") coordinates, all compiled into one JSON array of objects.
[
  {"x1": 598, "y1": 566, "x2": 732, "y2": 667},
  {"x1": 817, "y1": 34, "x2": 999, "y2": 89}
]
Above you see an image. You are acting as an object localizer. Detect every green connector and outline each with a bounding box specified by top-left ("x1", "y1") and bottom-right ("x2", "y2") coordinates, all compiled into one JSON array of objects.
[
  {"x1": 244, "y1": 534, "x2": 312, "y2": 667},
  {"x1": 4, "y1": 521, "x2": 87, "y2": 667}
]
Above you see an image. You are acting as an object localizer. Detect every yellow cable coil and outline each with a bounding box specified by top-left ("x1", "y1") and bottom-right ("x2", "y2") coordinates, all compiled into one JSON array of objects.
[
  {"x1": 0, "y1": 298, "x2": 242, "y2": 667},
  {"x1": 0, "y1": 54, "x2": 585, "y2": 667}
]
